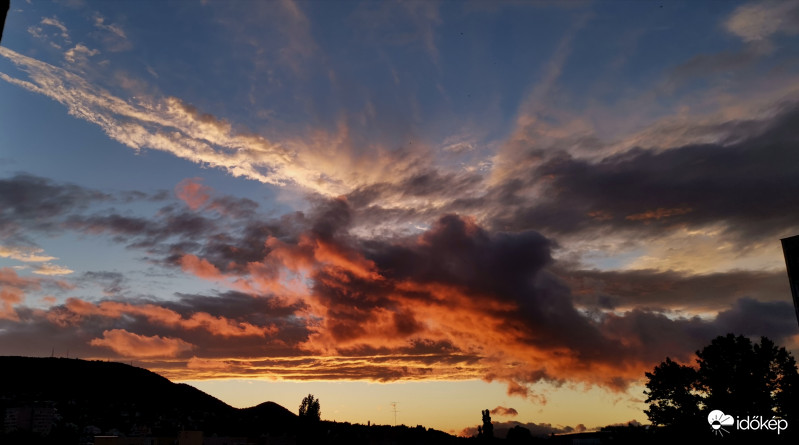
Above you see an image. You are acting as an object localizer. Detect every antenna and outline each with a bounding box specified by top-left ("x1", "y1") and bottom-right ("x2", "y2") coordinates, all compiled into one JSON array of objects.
[{"x1": 390, "y1": 402, "x2": 399, "y2": 426}]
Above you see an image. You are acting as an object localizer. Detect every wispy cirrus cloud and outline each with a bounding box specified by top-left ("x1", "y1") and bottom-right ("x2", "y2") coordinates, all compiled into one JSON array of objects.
[
  {"x1": 32, "y1": 263, "x2": 74, "y2": 276},
  {"x1": 0, "y1": 46, "x2": 473, "y2": 214},
  {"x1": 725, "y1": 0, "x2": 799, "y2": 43},
  {"x1": 28, "y1": 16, "x2": 71, "y2": 49}
]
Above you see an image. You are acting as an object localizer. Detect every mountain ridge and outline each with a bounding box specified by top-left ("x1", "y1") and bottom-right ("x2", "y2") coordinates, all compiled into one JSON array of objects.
[
  {"x1": 0, "y1": 356, "x2": 465, "y2": 444},
  {"x1": 0, "y1": 356, "x2": 296, "y2": 440}
]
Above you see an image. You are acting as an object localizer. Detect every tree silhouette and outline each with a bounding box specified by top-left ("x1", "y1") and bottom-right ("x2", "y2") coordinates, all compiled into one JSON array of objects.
[
  {"x1": 644, "y1": 357, "x2": 701, "y2": 429},
  {"x1": 645, "y1": 334, "x2": 799, "y2": 432},
  {"x1": 480, "y1": 408, "x2": 493, "y2": 439},
  {"x1": 298, "y1": 393, "x2": 320, "y2": 422},
  {"x1": 697, "y1": 335, "x2": 799, "y2": 422}
]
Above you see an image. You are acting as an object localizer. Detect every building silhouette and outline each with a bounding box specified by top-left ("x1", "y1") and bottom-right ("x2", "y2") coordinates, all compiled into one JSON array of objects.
[{"x1": 781, "y1": 234, "x2": 799, "y2": 328}]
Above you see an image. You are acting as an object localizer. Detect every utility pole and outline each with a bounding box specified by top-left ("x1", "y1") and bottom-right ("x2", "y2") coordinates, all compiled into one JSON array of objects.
[{"x1": 390, "y1": 402, "x2": 399, "y2": 426}]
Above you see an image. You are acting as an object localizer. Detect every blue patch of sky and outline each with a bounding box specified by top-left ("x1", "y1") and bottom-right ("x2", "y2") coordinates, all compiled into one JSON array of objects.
[
  {"x1": 24, "y1": 229, "x2": 224, "y2": 304},
  {"x1": 558, "y1": 2, "x2": 747, "y2": 111},
  {"x1": 576, "y1": 247, "x2": 648, "y2": 272}
]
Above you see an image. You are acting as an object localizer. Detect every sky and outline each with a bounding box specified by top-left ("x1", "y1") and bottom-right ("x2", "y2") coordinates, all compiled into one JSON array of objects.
[{"x1": 2, "y1": 0, "x2": 799, "y2": 437}]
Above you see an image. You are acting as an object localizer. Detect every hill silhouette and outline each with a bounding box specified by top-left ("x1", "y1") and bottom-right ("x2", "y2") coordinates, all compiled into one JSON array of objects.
[
  {"x1": 0, "y1": 356, "x2": 296, "y2": 441},
  {"x1": 0, "y1": 356, "x2": 465, "y2": 444}
]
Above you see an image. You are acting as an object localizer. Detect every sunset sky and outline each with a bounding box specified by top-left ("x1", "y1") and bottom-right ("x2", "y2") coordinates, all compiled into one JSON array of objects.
[{"x1": 2, "y1": 0, "x2": 799, "y2": 436}]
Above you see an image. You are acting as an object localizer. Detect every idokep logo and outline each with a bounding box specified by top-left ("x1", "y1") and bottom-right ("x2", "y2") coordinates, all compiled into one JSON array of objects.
[
  {"x1": 708, "y1": 410, "x2": 735, "y2": 436},
  {"x1": 707, "y1": 409, "x2": 789, "y2": 437}
]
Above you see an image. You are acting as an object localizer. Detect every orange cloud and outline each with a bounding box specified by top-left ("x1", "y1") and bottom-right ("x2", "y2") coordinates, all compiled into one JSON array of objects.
[
  {"x1": 186, "y1": 356, "x2": 234, "y2": 374},
  {"x1": 175, "y1": 177, "x2": 211, "y2": 210},
  {"x1": 180, "y1": 254, "x2": 224, "y2": 280},
  {"x1": 0, "y1": 245, "x2": 57, "y2": 262},
  {"x1": 206, "y1": 218, "x2": 661, "y2": 396},
  {"x1": 52, "y1": 298, "x2": 276, "y2": 337},
  {"x1": 0, "y1": 267, "x2": 45, "y2": 321},
  {"x1": 23, "y1": 213, "x2": 716, "y2": 397},
  {"x1": 587, "y1": 210, "x2": 613, "y2": 221},
  {"x1": 313, "y1": 238, "x2": 383, "y2": 282},
  {"x1": 0, "y1": 287, "x2": 23, "y2": 321},
  {"x1": 625, "y1": 207, "x2": 692, "y2": 221},
  {"x1": 0, "y1": 267, "x2": 44, "y2": 289},
  {"x1": 90, "y1": 329, "x2": 194, "y2": 358},
  {"x1": 140, "y1": 353, "x2": 486, "y2": 383}
]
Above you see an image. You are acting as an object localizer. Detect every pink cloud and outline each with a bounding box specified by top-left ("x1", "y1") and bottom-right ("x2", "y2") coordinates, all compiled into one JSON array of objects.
[
  {"x1": 51, "y1": 297, "x2": 276, "y2": 337},
  {"x1": 490, "y1": 406, "x2": 519, "y2": 417},
  {"x1": 175, "y1": 177, "x2": 211, "y2": 210},
  {"x1": 90, "y1": 329, "x2": 195, "y2": 358},
  {"x1": 0, "y1": 288, "x2": 24, "y2": 321},
  {"x1": 179, "y1": 254, "x2": 224, "y2": 280},
  {"x1": 0, "y1": 267, "x2": 44, "y2": 321}
]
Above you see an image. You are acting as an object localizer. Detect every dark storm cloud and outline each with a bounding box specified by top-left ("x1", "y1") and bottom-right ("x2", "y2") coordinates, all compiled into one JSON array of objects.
[
  {"x1": 0, "y1": 307, "x2": 100, "y2": 358},
  {"x1": 0, "y1": 174, "x2": 167, "y2": 229},
  {"x1": 599, "y1": 296, "x2": 799, "y2": 366},
  {"x1": 359, "y1": 215, "x2": 621, "y2": 363},
  {"x1": 2, "y1": 169, "x2": 796, "y2": 391},
  {"x1": 81, "y1": 271, "x2": 127, "y2": 296},
  {"x1": 195, "y1": 215, "x2": 304, "y2": 272},
  {"x1": 170, "y1": 290, "x2": 305, "y2": 324},
  {"x1": 398, "y1": 169, "x2": 484, "y2": 199},
  {"x1": 206, "y1": 195, "x2": 259, "y2": 219},
  {"x1": 367, "y1": 214, "x2": 553, "y2": 298},
  {"x1": 65, "y1": 214, "x2": 152, "y2": 237},
  {"x1": 10, "y1": 290, "x2": 305, "y2": 360},
  {"x1": 0, "y1": 173, "x2": 109, "y2": 241},
  {"x1": 64, "y1": 210, "x2": 217, "y2": 252},
  {"x1": 0, "y1": 173, "x2": 218, "y2": 255},
  {"x1": 286, "y1": 212, "x2": 661, "y2": 385},
  {"x1": 491, "y1": 101, "x2": 799, "y2": 243},
  {"x1": 118, "y1": 189, "x2": 171, "y2": 203},
  {"x1": 2, "y1": 190, "x2": 796, "y2": 391},
  {"x1": 599, "y1": 309, "x2": 717, "y2": 364},
  {"x1": 713, "y1": 297, "x2": 798, "y2": 341},
  {"x1": 559, "y1": 267, "x2": 790, "y2": 312},
  {"x1": 0, "y1": 174, "x2": 108, "y2": 220},
  {"x1": 294, "y1": 208, "x2": 797, "y2": 389}
]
